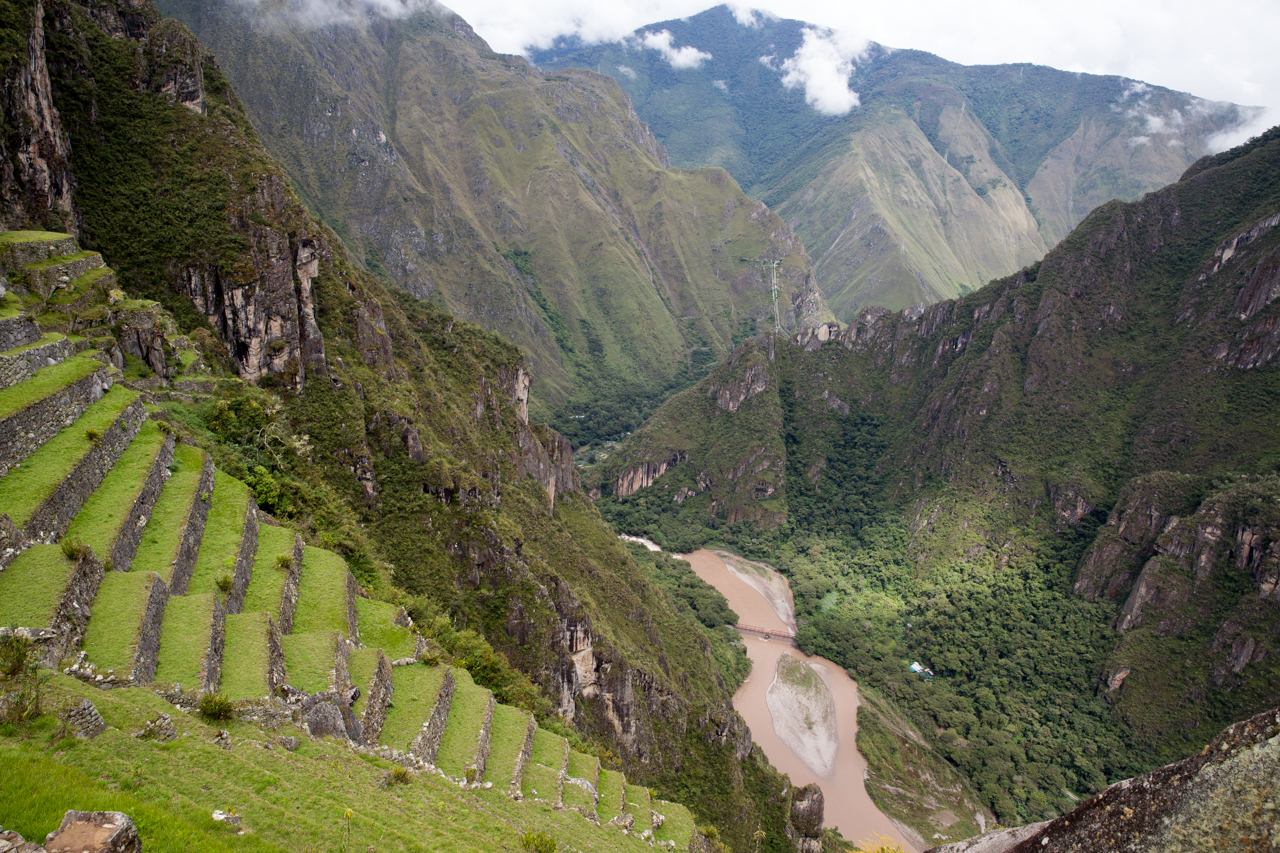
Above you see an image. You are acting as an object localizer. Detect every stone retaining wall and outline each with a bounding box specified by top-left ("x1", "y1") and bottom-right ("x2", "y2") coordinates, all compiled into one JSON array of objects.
[
  {"x1": 361, "y1": 650, "x2": 394, "y2": 744},
  {"x1": 470, "y1": 693, "x2": 497, "y2": 781},
  {"x1": 0, "y1": 334, "x2": 73, "y2": 389},
  {"x1": 0, "y1": 316, "x2": 40, "y2": 351},
  {"x1": 0, "y1": 364, "x2": 111, "y2": 477},
  {"x1": 331, "y1": 633, "x2": 351, "y2": 694},
  {"x1": 225, "y1": 499, "x2": 258, "y2": 614},
  {"x1": 0, "y1": 236, "x2": 78, "y2": 273},
  {"x1": 266, "y1": 614, "x2": 286, "y2": 692},
  {"x1": 169, "y1": 453, "x2": 214, "y2": 594},
  {"x1": 278, "y1": 533, "x2": 303, "y2": 633},
  {"x1": 26, "y1": 253, "x2": 103, "y2": 297},
  {"x1": 345, "y1": 567, "x2": 360, "y2": 643},
  {"x1": 510, "y1": 711, "x2": 538, "y2": 795},
  {"x1": 109, "y1": 431, "x2": 175, "y2": 572},
  {"x1": 23, "y1": 395, "x2": 144, "y2": 543},
  {"x1": 0, "y1": 513, "x2": 21, "y2": 569},
  {"x1": 44, "y1": 546, "x2": 107, "y2": 666},
  {"x1": 201, "y1": 594, "x2": 226, "y2": 694},
  {"x1": 556, "y1": 739, "x2": 569, "y2": 807},
  {"x1": 409, "y1": 667, "x2": 456, "y2": 764},
  {"x1": 129, "y1": 573, "x2": 169, "y2": 685}
]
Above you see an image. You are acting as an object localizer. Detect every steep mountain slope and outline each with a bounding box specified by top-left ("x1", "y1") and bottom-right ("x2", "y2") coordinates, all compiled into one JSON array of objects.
[
  {"x1": 0, "y1": 0, "x2": 806, "y2": 845},
  {"x1": 152, "y1": 0, "x2": 829, "y2": 445},
  {"x1": 589, "y1": 128, "x2": 1280, "y2": 827},
  {"x1": 532, "y1": 4, "x2": 1252, "y2": 318}
]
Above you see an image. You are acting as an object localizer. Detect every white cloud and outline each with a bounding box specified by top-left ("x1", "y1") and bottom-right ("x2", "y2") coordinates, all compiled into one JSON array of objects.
[
  {"x1": 1207, "y1": 105, "x2": 1275, "y2": 153},
  {"x1": 726, "y1": 4, "x2": 776, "y2": 27},
  {"x1": 1128, "y1": 135, "x2": 1151, "y2": 147},
  {"x1": 232, "y1": 0, "x2": 430, "y2": 29},
  {"x1": 616, "y1": 64, "x2": 637, "y2": 79},
  {"x1": 713, "y1": 79, "x2": 728, "y2": 91},
  {"x1": 776, "y1": 26, "x2": 867, "y2": 115},
  {"x1": 417, "y1": 0, "x2": 1275, "y2": 138},
  {"x1": 632, "y1": 29, "x2": 712, "y2": 69}
]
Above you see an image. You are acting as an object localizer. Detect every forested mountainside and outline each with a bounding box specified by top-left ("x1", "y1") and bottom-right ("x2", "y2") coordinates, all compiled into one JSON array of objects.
[
  {"x1": 590, "y1": 126, "x2": 1280, "y2": 828},
  {"x1": 151, "y1": 0, "x2": 831, "y2": 448},
  {"x1": 532, "y1": 4, "x2": 1253, "y2": 319},
  {"x1": 0, "y1": 0, "x2": 807, "y2": 846}
]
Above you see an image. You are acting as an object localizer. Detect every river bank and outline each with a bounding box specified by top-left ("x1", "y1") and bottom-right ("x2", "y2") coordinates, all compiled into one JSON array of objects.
[{"x1": 681, "y1": 549, "x2": 922, "y2": 851}]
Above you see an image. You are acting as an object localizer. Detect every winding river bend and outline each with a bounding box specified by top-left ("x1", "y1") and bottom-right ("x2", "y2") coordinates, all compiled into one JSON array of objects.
[{"x1": 681, "y1": 549, "x2": 921, "y2": 852}]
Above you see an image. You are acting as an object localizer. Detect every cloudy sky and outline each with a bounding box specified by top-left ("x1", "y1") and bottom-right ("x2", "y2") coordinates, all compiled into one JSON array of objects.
[{"x1": 446, "y1": 0, "x2": 1278, "y2": 146}]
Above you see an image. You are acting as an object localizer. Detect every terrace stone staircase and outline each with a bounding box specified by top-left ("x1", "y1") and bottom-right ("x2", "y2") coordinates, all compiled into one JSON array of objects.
[{"x1": 0, "y1": 231, "x2": 695, "y2": 850}]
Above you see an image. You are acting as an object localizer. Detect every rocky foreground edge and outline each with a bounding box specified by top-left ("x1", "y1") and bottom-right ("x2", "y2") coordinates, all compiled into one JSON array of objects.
[{"x1": 929, "y1": 703, "x2": 1280, "y2": 852}]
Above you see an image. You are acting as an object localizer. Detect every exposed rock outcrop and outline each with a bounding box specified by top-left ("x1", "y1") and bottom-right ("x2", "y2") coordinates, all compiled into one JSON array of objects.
[
  {"x1": 0, "y1": 0, "x2": 76, "y2": 234},
  {"x1": 929, "y1": 704, "x2": 1280, "y2": 853}
]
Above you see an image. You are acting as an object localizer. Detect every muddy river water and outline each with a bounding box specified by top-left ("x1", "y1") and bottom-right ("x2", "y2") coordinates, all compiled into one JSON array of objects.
[{"x1": 681, "y1": 549, "x2": 921, "y2": 851}]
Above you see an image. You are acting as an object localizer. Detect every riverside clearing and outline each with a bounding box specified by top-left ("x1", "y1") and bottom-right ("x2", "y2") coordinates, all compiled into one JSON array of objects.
[{"x1": 682, "y1": 548, "x2": 921, "y2": 852}]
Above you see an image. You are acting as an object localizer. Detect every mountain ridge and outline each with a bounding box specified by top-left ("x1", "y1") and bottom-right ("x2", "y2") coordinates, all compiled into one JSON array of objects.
[{"x1": 532, "y1": 4, "x2": 1253, "y2": 318}]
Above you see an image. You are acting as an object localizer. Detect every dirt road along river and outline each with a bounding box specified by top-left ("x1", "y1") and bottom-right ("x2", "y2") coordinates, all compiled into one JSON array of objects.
[{"x1": 682, "y1": 549, "x2": 921, "y2": 851}]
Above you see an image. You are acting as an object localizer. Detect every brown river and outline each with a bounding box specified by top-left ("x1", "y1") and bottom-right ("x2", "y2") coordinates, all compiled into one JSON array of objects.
[{"x1": 681, "y1": 549, "x2": 922, "y2": 852}]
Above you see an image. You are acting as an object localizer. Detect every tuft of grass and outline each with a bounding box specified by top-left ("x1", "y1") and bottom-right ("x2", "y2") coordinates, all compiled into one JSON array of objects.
[
  {"x1": 197, "y1": 693, "x2": 235, "y2": 721},
  {"x1": 520, "y1": 830, "x2": 556, "y2": 853},
  {"x1": 387, "y1": 765, "x2": 412, "y2": 786}
]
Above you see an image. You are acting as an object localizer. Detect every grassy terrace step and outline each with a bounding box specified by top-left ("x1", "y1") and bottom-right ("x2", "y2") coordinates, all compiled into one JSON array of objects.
[
  {"x1": 46, "y1": 266, "x2": 113, "y2": 307},
  {"x1": 0, "y1": 330, "x2": 64, "y2": 358},
  {"x1": 0, "y1": 387, "x2": 137, "y2": 527},
  {"x1": 563, "y1": 751, "x2": 599, "y2": 814},
  {"x1": 356, "y1": 598, "x2": 418, "y2": 660},
  {"x1": 280, "y1": 630, "x2": 337, "y2": 693},
  {"x1": 220, "y1": 610, "x2": 270, "y2": 700},
  {"x1": 522, "y1": 728, "x2": 567, "y2": 804},
  {"x1": 380, "y1": 663, "x2": 448, "y2": 751},
  {"x1": 187, "y1": 471, "x2": 249, "y2": 595},
  {"x1": 153, "y1": 592, "x2": 216, "y2": 688},
  {"x1": 625, "y1": 779, "x2": 652, "y2": 830},
  {"x1": 130, "y1": 443, "x2": 206, "y2": 583},
  {"x1": 0, "y1": 352, "x2": 100, "y2": 421},
  {"x1": 293, "y1": 546, "x2": 351, "y2": 636},
  {"x1": 349, "y1": 646, "x2": 382, "y2": 717},
  {"x1": 481, "y1": 703, "x2": 530, "y2": 789},
  {"x1": 434, "y1": 669, "x2": 492, "y2": 777},
  {"x1": 598, "y1": 769, "x2": 626, "y2": 823},
  {"x1": 241, "y1": 523, "x2": 295, "y2": 615},
  {"x1": 63, "y1": 421, "x2": 168, "y2": 558},
  {"x1": 0, "y1": 545, "x2": 75, "y2": 627},
  {"x1": 80, "y1": 571, "x2": 161, "y2": 675},
  {"x1": 16, "y1": 675, "x2": 646, "y2": 853},
  {"x1": 652, "y1": 799, "x2": 695, "y2": 848}
]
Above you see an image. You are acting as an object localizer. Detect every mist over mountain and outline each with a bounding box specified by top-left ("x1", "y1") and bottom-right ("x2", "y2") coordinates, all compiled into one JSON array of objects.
[{"x1": 532, "y1": 5, "x2": 1253, "y2": 318}]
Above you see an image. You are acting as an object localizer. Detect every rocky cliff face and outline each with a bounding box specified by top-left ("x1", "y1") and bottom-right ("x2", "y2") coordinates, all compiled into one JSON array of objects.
[{"x1": 0, "y1": 0, "x2": 76, "y2": 234}]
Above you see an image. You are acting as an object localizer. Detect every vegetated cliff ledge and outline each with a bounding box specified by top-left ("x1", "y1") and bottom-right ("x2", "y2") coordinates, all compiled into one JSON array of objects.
[
  {"x1": 929, "y1": 702, "x2": 1280, "y2": 853},
  {"x1": 0, "y1": 0, "x2": 806, "y2": 846}
]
